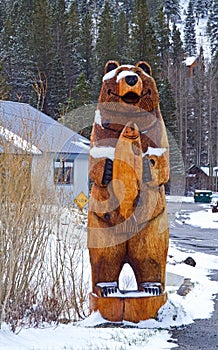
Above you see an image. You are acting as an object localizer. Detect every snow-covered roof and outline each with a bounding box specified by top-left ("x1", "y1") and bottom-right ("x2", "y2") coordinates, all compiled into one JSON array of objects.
[
  {"x1": 185, "y1": 56, "x2": 197, "y2": 66},
  {"x1": 201, "y1": 166, "x2": 218, "y2": 177},
  {"x1": 0, "y1": 125, "x2": 42, "y2": 155},
  {"x1": 194, "y1": 189, "x2": 212, "y2": 193},
  {"x1": 187, "y1": 165, "x2": 218, "y2": 177},
  {"x1": 0, "y1": 101, "x2": 90, "y2": 156}
]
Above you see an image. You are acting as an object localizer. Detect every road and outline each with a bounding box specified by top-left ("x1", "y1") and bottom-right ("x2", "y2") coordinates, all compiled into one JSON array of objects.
[
  {"x1": 168, "y1": 200, "x2": 218, "y2": 256},
  {"x1": 167, "y1": 199, "x2": 218, "y2": 349}
]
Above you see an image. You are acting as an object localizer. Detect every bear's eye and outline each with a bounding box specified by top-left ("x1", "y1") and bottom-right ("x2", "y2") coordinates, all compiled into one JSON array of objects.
[{"x1": 150, "y1": 159, "x2": 155, "y2": 166}]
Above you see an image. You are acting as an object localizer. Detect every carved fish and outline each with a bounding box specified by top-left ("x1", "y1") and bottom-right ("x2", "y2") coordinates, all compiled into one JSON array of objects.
[{"x1": 113, "y1": 122, "x2": 142, "y2": 219}]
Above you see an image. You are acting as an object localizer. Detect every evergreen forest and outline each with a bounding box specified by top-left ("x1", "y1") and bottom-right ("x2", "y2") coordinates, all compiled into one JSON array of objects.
[{"x1": 0, "y1": 0, "x2": 217, "y2": 190}]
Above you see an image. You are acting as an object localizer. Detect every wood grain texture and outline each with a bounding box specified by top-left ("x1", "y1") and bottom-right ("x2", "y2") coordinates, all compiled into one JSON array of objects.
[
  {"x1": 124, "y1": 293, "x2": 167, "y2": 323},
  {"x1": 88, "y1": 61, "x2": 170, "y2": 321},
  {"x1": 113, "y1": 122, "x2": 142, "y2": 219},
  {"x1": 89, "y1": 293, "x2": 124, "y2": 322},
  {"x1": 89, "y1": 292, "x2": 167, "y2": 323}
]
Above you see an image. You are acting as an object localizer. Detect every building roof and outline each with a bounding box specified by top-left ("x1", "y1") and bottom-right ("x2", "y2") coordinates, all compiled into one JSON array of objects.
[
  {"x1": 0, "y1": 101, "x2": 90, "y2": 155},
  {"x1": 187, "y1": 164, "x2": 218, "y2": 177},
  {"x1": 201, "y1": 166, "x2": 218, "y2": 177},
  {"x1": 185, "y1": 56, "x2": 197, "y2": 67}
]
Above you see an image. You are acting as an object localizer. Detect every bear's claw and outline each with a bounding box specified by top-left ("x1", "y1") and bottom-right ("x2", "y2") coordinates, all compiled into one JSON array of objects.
[
  {"x1": 101, "y1": 286, "x2": 118, "y2": 297},
  {"x1": 96, "y1": 282, "x2": 118, "y2": 297},
  {"x1": 139, "y1": 282, "x2": 162, "y2": 295}
]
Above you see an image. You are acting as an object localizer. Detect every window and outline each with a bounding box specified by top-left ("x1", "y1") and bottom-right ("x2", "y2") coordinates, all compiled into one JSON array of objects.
[{"x1": 54, "y1": 160, "x2": 74, "y2": 185}]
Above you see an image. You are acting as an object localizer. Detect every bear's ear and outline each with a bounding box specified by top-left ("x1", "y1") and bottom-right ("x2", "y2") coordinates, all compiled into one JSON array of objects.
[
  {"x1": 136, "y1": 61, "x2": 152, "y2": 76},
  {"x1": 104, "y1": 60, "x2": 120, "y2": 75}
]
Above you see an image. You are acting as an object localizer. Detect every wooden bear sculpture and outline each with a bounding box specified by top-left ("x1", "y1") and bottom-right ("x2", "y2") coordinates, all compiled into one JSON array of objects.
[{"x1": 88, "y1": 61, "x2": 170, "y2": 322}]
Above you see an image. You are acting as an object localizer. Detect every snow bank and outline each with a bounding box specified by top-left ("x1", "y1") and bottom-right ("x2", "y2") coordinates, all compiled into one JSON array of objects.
[{"x1": 1, "y1": 198, "x2": 218, "y2": 350}]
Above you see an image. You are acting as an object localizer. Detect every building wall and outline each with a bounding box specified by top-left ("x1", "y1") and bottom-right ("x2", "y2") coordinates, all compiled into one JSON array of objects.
[
  {"x1": 31, "y1": 153, "x2": 89, "y2": 206},
  {"x1": 55, "y1": 154, "x2": 89, "y2": 206},
  {"x1": 74, "y1": 155, "x2": 89, "y2": 198}
]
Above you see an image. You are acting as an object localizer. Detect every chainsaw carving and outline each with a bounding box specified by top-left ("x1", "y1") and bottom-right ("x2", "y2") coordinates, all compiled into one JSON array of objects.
[{"x1": 88, "y1": 60, "x2": 170, "y2": 322}]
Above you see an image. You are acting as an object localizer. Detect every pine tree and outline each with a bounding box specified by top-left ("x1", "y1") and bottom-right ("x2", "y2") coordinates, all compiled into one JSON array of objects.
[
  {"x1": 72, "y1": 72, "x2": 91, "y2": 108},
  {"x1": 79, "y1": 11, "x2": 94, "y2": 82},
  {"x1": 195, "y1": 0, "x2": 207, "y2": 19},
  {"x1": 154, "y1": 8, "x2": 171, "y2": 80},
  {"x1": 158, "y1": 78, "x2": 177, "y2": 138},
  {"x1": 170, "y1": 24, "x2": 186, "y2": 154},
  {"x1": 115, "y1": 10, "x2": 130, "y2": 63},
  {"x1": 30, "y1": 0, "x2": 56, "y2": 114},
  {"x1": 0, "y1": 15, "x2": 15, "y2": 90},
  {"x1": 51, "y1": 0, "x2": 70, "y2": 80},
  {"x1": 30, "y1": 0, "x2": 54, "y2": 73},
  {"x1": 0, "y1": 1, "x2": 6, "y2": 32},
  {"x1": 77, "y1": 0, "x2": 89, "y2": 13},
  {"x1": 130, "y1": 0, "x2": 159, "y2": 76},
  {"x1": 0, "y1": 1, "x2": 34, "y2": 103},
  {"x1": 95, "y1": 3, "x2": 117, "y2": 91},
  {"x1": 67, "y1": 1, "x2": 81, "y2": 86},
  {"x1": 146, "y1": 0, "x2": 163, "y2": 19},
  {"x1": 96, "y1": 2, "x2": 117, "y2": 64},
  {"x1": 48, "y1": 53, "x2": 68, "y2": 118},
  {"x1": 211, "y1": 51, "x2": 218, "y2": 166},
  {"x1": 0, "y1": 61, "x2": 10, "y2": 100},
  {"x1": 192, "y1": 47, "x2": 207, "y2": 165},
  {"x1": 121, "y1": 0, "x2": 134, "y2": 22},
  {"x1": 207, "y1": 0, "x2": 218, "y2": 56},
  {"x1": 171, "y1": 24, "x2": 184, "y2": 65},
  {"x1": 207, "y1": 50, "x2": 218, "y2": 173},
  {"x1": 184, "y1": 1, "x2": 197, "y2": 56},
  {"x1": 163, "y1": 0, "x2": 180, "y2": 24}
]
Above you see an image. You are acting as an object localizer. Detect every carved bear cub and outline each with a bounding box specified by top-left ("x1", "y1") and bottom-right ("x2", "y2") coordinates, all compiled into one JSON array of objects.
[{"x1": 88, "y1": 60, "x2": 170, "y2": 299}]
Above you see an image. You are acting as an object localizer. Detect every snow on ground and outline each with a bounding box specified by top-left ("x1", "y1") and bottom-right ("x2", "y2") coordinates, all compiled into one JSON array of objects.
[
  {"x1": 167, "y1": 195, "x2": 194, "y2": 203},
  {"x1": 0, "y1": 196, "x2": 218, "y2": 350},
  {"x1": 167, "y1": 194, "x2": 218, "y2": 229},
  {"x1": 177, "y1": 206, "x2": 218, "y2": 229},
  {"x1": 169, "y1": 193, "x2": 218, "y2": 229}
]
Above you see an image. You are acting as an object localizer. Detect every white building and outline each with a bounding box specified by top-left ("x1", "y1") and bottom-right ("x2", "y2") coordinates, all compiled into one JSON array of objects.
[{"x1": 0, "y1": 101, "x2": 90, "y2": 205}]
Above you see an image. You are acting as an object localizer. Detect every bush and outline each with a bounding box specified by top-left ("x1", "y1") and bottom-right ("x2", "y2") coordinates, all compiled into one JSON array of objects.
[{"x1": 0, "y1": 140, "x2": 89, "y2": 331}]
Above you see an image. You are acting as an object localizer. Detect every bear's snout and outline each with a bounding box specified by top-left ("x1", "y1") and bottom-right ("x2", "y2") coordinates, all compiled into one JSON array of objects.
[{"x1": 125, "y1": 75, "x2": 138, "y2": 86}]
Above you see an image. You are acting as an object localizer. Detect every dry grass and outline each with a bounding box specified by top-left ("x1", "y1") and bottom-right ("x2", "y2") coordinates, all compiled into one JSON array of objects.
[{"x1": 0, "y1": 138, "x2": 89, "y2": 331}]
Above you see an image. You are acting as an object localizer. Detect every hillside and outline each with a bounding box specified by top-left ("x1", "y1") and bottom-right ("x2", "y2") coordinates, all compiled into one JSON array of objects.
[{"x1": 177, "y1": 0, "x2": 211, "y2": 62}]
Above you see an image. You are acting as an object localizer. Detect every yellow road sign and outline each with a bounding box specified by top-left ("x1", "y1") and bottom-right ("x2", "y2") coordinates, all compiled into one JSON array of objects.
[{"x1": 74, "y1": 191, "x2": 89, "y2": 210}]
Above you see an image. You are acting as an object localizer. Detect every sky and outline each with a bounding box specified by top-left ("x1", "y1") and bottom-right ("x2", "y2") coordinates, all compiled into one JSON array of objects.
[{"x1": 0, "y1": 195, "x2": 218, "y2": 350}]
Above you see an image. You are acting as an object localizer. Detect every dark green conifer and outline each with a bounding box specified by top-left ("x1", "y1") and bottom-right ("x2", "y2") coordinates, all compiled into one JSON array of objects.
[
  {"x1": 0, "y1": 61, "x2": 10, "y2": 100},
  {"x1": 184, "y1": 1, "x2": 197, "y2": 56},
  {"x1": 207, "y1": 0, "x2": 218, "y2": 56},
  {"x1": 158, "y1": 78, "x2": 177, "y2": 139},
  {"x1": 171, "y1": 24, "x2": 184, "y2": 65},
  {"x1": 163, "y1": 0, "x2": 180, "y2": 24},
  {"x1": 130, "y1": 0, "x2": 159, "y2": 77},
  {"x1": 79, "y1": 11, "x2": 94, "y2": 82},
  {"x1": 154, "y1": 8, "x2": 171, "y2": 80},
  {"x1": 72, "y1": 72, "x2": 91, "y2": 109},
  {"x1": 115, "y1": 10, "x2": 130, "y2": 63}
]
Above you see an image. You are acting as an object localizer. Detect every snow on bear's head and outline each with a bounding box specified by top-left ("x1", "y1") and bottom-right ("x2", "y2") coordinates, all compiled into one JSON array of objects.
[{"x1": 99, "y1": 60, "x2": 159, "y2": 112}]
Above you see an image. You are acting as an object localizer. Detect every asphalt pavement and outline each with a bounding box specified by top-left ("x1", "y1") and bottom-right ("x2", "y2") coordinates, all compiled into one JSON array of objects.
[
  {"x1": 167, "y1": 200, "x2": 218, "y2": 349},
  {"x1": 168, "y1": 201, "x2": 218, "y2": 256},
  {"x1": 171, "y1": 271, "x2": 218, "y2": 350}
]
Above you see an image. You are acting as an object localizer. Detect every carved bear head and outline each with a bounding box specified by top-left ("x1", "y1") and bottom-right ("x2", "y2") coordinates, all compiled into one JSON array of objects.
[{"x1": 99, "y1": 61, "x2": 159, "y2": 112}]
